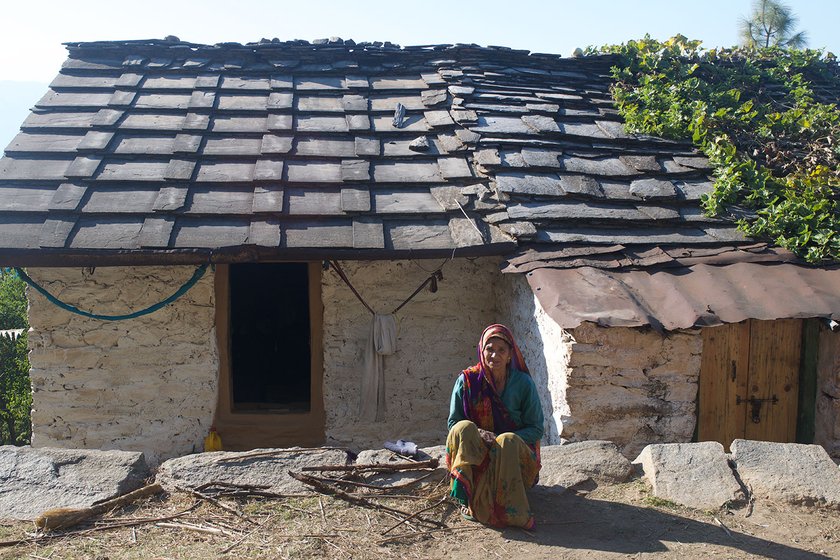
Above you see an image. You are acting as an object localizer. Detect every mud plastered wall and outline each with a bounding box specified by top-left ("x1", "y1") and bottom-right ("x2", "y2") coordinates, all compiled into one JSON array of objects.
[
  {"x1": 562, "y1": 323, "x2": 702, "y2": 458},
  {"x1": 27, "y1": 266, "x2": 218, "y2": 464},
  {"x1": 496, "y1": 273, "x2": 572, "y2": 444},
  {"x1": 321, "y1": 258, "x2": 499, "y2": 449},
  {"x1": 815, "y1": 326, "x2": 840, "y2": 458}
]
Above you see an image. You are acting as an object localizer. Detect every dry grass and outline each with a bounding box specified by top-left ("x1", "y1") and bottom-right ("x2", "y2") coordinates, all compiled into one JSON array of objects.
[
  {"x1": 2, "y1": 474, "x2": 839, "y2": 559},
  {"x1": 0, "y1": 473, "x2": 474, "y2": 560}
]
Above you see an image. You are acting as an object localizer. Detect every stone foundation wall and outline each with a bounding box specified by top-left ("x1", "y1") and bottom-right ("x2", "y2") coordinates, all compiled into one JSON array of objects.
[
  {"x1": 321, "y1": 258, "x2": 500, "y2": 449},
  {"x1": 815, "y1": 325, "x2": 840, "y2": 458},
  {"x1": 27, "y1": 266, "x2": 218, "y2": 464},
  {"x1": 562, "y1": 323, "x2": 702, "y2": 458},
  {"x1": 496, "y1": 273, "x2": 572, "y2": 444}
]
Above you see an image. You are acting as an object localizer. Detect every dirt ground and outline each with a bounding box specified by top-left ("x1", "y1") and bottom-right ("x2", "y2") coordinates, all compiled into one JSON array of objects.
[{"x1": 1, "y1": 477, "x2": 837, "y2": 559}]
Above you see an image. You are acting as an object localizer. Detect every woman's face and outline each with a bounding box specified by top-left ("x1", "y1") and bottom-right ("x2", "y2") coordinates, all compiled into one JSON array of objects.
[{"x1": 483, "y1": 336, "x2": 511, "y2": 376}]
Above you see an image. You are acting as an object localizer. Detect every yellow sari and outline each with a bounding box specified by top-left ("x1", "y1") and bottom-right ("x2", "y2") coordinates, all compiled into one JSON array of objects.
[{"x1": 446, "y1": 422, "x2": 539, "y2": 528}]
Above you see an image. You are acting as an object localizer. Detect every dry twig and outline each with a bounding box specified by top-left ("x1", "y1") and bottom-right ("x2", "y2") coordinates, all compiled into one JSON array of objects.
[
  {"x1": 215, "y1": 448, "x2": 347, "y2": 463},
  {"x1": 713, "y1": 516, "x2": 738, "y2": 541},
  {"x1": 381, "y1": 496, "x2": 448, "y2": 535},
  {"x1": 196, "y1": 481, "x2": 270, "y2": 492},
  {"x1": 211, "y1": 490, "x2": 311, "y2": 500},
  {"x1": 156, "y1": 521, "x2": 238, "y2": 537},
  {"x1": 318, "y1": 497, "x2": 327, "y2": 526},
  {"x1": 288, "y1": 471, "x2": 446, "y2": 529},
  {"x1": 175, "y1": 485, "x2": 256, "y2": 525},
  {"x1": 302, "y1": 458, "x2": 438, "y2": 473},
  {"x1": 315, "y1": 469, "x2": 439, "y2": 492}
]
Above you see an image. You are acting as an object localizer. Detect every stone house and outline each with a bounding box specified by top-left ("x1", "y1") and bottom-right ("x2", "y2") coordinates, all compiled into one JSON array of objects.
[{"x1": 0, "y1": 38, "x2": 838, "y2": 464}]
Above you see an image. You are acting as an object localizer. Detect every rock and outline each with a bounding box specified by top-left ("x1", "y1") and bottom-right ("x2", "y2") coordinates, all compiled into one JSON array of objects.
[
  {"x1": 421, "y1": 90, "x2": 448, "y2": 107},
  {"x1": 0, "y1": 446, "x2": 149, "y2": 521},
  {"x1": 155, "y1": 447, "x2": 349, "y2": 494},
  {"x1": 731, "y1": 439, "x2": 840, "y2": 510},
  {"x1": 447, "y1": 85, "x2": 475, "y2": 97},
  {"x1": 537, "y1": 441, "x2": 633, "y2": 493},
  {"x1": 633, "y1": 442, "x2": 744, "y2": 510},
  {"x1": 408, "y1": 136, "x2": 430, "y2": 152},
  {"x1": 353, "y1": 445, "x2": 447, "y2": 488}
]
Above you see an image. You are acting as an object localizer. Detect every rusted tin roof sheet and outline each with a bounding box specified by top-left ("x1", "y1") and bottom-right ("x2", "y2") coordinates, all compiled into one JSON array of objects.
[{"x1": 527, "y1": 263, "x2": 840, "y2": 331}]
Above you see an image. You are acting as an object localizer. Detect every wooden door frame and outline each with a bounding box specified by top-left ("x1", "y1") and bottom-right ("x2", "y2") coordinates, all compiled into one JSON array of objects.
[
  {"x1": 213, "y1": 262, "x2": 325, "y2": 450},
  {"x1": 796, "y1": 319, "x2": 821, "y2": 443}
]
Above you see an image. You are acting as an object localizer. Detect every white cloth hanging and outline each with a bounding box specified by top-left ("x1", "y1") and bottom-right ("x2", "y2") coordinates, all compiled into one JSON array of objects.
[{"x1": 360, "y1": 313, "x2": 397, "y2": 421}]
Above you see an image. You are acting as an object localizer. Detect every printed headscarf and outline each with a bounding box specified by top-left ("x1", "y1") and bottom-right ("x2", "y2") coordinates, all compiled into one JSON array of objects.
[
  {"x1": 460, "y1": 324, "x2": 530, "y2": 435},
  {"x1": 477, "y1": 324, "x2": 529, "y2": 381}
]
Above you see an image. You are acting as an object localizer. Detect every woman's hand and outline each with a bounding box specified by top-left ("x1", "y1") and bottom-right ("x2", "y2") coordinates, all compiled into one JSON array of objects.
[{"x1": 477, "y1": 428, "x2": 497, "y2": 446}]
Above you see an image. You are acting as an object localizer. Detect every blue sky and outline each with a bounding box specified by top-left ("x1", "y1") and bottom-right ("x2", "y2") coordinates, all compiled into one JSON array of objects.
[{"x1": 2, "y1": 0, "x2": 838, "y2": 149}]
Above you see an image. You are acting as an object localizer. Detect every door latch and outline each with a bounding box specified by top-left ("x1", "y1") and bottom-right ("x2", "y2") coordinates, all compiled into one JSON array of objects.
[{"x1": 736, "y1": 395, "x2": 779, "y2": 423}]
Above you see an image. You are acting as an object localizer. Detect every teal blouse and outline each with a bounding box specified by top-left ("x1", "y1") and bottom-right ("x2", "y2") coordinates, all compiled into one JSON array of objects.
[{"x1": 447, "y1": 368, "x2": 545, "y2": 445}]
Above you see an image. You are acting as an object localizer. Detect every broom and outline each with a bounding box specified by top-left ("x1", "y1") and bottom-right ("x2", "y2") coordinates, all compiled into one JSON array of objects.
[{"x1": 34, "y1": 482, "x2": 164, "y2": 530}]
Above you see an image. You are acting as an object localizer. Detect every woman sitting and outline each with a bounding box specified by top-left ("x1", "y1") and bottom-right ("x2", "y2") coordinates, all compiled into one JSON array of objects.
[{"x1": 446, "y1": 324, "x2": 544, "y2": 529}]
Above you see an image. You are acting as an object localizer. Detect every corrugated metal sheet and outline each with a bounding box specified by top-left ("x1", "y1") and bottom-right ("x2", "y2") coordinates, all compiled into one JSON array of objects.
[{"x1": 526, "y1": 263, "x2": 840, "y2": 331}]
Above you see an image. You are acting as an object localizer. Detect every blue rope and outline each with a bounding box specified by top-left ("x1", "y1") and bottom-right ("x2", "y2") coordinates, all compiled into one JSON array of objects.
[{"x1": 12, "y1": 265, "x2": 208, "y2": 321}]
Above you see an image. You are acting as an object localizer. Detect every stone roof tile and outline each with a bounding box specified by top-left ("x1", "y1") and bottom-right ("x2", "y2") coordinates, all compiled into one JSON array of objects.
[{"x1": 0, "y1": 39, "x2": 773, "y2": 263}]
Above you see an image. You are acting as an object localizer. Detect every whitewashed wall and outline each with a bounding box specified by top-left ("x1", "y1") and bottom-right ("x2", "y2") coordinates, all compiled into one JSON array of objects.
[
  {"x1": 496, "y1": 273, "x2": 572, "y2": 444},
  {"x1": 321, "y1": 258, "x2": 500, "y2": 449},
  {"x1": 27, "y1": 266, "x2": 218, "y2": 464},
  {"x1": 815, "y1": 326, "x2": 840, "y2": 458}
]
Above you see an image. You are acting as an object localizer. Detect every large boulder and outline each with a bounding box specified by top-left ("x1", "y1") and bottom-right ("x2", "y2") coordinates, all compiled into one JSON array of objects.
[
  {"x1": 0, "y1": 446, "x2": 149, "y2": 521},
  {"x1": 633, "y1": 442, "x2": 744, "y2": 510},
  {"x1": 537, "y1": 440, "x2": 634, "y2": 493},
  {"x1": 156, "y1": 447, "x2": 349, "y2": 494},
  {"x1": 731, "y1": 439, "x2": 840, "y2": 510}
]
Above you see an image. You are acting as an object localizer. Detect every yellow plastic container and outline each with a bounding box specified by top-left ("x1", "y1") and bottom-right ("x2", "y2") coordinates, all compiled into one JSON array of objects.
[{"x1": 203, "y1": 426, "x2": 223, "y2": 452}]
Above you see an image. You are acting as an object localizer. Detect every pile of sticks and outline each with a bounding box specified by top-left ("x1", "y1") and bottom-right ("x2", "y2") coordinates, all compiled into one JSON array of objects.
[
  {"x1": 289, "y1": 457, "x2": 455, "y2": 541},
  {"x1": 1, "y1": 452, "x2": 464, "y2": 552}
]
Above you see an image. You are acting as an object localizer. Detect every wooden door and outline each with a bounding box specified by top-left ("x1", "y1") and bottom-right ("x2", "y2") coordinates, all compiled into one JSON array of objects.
[{"x1": 698, "y1": 319, "x2": 802, "y2": 448}]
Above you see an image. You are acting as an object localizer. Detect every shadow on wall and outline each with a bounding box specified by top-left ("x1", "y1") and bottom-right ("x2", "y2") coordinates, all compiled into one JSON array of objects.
[{"x1": 502, "y1": 283, "x2": 562, "y2": 443}]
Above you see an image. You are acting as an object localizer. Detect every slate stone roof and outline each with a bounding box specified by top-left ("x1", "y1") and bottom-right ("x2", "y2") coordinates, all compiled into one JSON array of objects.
[{"x1": 0, "y1": 37, "x2": 777, "y2": 267}]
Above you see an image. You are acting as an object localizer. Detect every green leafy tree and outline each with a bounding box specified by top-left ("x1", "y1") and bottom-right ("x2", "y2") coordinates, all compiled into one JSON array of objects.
[
  {"x1": 0, "y1": 269, "x2": 31, "y2": 445},
  {"x1": 740, "y1": 0, "x2": 808, "y2": 49},
  {"x1": 593, "y1": 36, "x2": 839, "y2": 262}
]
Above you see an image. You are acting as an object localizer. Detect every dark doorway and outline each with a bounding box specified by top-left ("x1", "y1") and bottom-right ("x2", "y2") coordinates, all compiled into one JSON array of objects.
[{"x1": 229, "y1": 263, "x2": 311, "y2": 412}]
